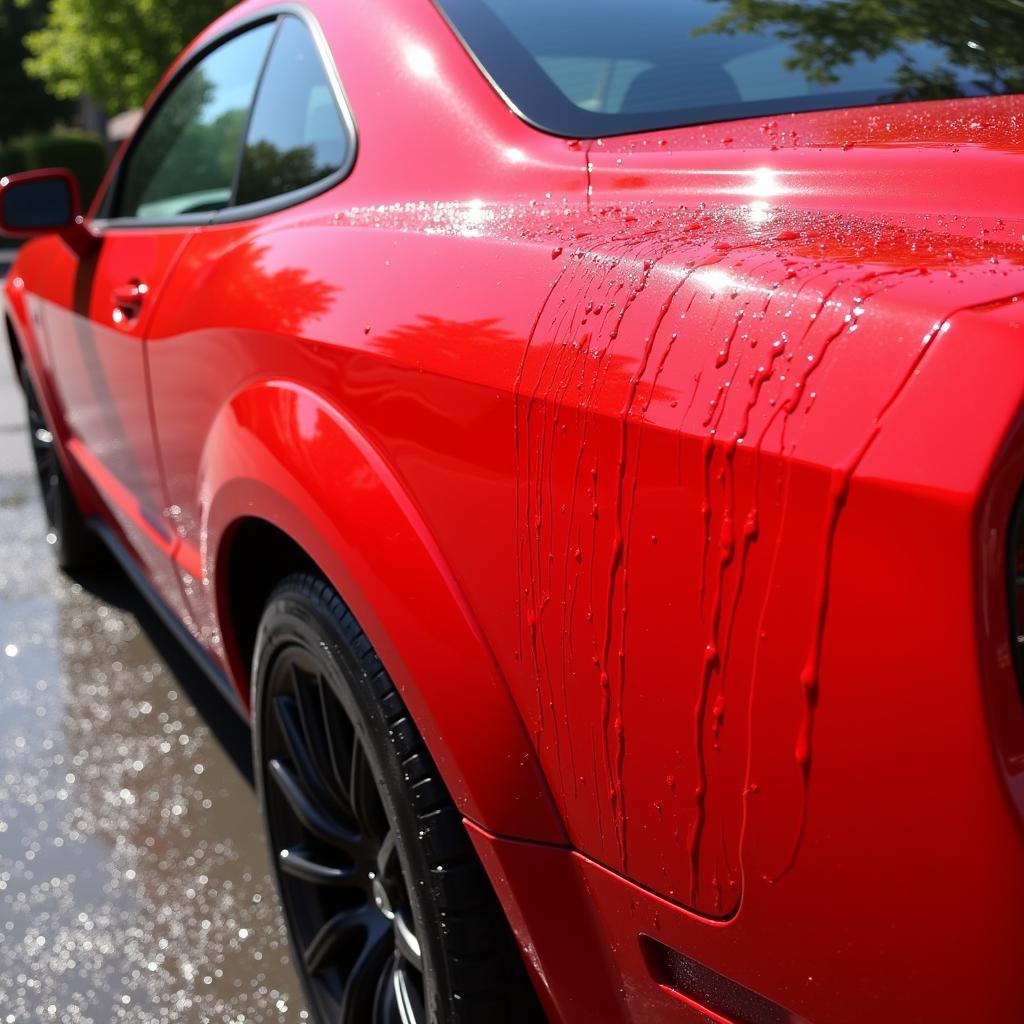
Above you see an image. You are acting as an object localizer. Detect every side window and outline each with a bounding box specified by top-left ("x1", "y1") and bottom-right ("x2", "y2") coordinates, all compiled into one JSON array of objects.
[
  {"x1": 235, "y1": 16, "x2": 348, "y2": 206},
  {"x1": 116, "y1": 22, "x2": 276, "y2": 219}
]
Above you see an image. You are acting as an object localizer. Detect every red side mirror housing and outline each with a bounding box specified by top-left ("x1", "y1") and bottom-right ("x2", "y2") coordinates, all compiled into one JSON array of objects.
[{"x1": 0, "y1": 168, "x2": 97, "y2": 257}]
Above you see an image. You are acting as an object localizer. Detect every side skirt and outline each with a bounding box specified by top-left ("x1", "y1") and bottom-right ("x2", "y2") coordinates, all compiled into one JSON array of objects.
[{"x1": 89, "y1": 517, "x2": 250, "y2": 725}]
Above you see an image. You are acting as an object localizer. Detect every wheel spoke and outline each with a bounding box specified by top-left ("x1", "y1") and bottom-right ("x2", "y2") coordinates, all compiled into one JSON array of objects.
[
  {"x1": 318, "y1": 675, "x2": 358, "y2": 807},
  {"x1": 279, "y1": 844, "x2": 355, "y2": 886},
  {"x1": 292, "y1": 666, "x2": 345, "y2": 802},
  {"x1": 375, "y1": 832, "x2": 422, "y2": 970},
  {"x1": 273, "y1": 693, "x2": 336, "y2": 809},
  {"x1": 394, "y1": 961, "x2": 425, "y2": 1024},
  {"x1": 338, "y1": 914, "x2": 394, "y2": 1024},
  {"x1": 381, "y1": 956, "x2": 425, "y2": 1024},
  {"x1": 267, "y1": 757, "x2": 360, "y2": 850},
  {"x1": 393, "y1": 913, "x2": 422, "y2": 972},
  {"x1": 304, "y1": 907, "x2": 376, "y2": 975}
]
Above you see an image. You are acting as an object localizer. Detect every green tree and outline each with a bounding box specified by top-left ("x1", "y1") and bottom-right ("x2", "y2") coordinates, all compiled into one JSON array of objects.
[
  {"x1": 237, "y1": 140, "x2": 333, "y2": 205},
  {"x1": 0, "y1": 0, "x2": 71, "y2": 141},
  {"x1": 18, "y1": 0, "x2": 233, "y2": 114},
  {"x1": 697, "y1": 0, "x2": 1024, "y2": 102}
]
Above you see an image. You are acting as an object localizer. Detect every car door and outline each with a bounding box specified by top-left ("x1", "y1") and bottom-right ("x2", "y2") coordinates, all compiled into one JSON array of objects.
[
  {"x1": 142, "y1": 12, "x2": 355, "y2": 651},
  {"x1": 44, "y1": 21, "x2": 278, "y2": 621}
]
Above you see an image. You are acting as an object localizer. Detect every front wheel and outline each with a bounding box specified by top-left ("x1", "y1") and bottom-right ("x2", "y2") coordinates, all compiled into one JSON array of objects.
[
  {"x1": 19, "y1": 362, "x2": 103, "y2": 572},
  {"x1": 252, "y1": 573, "x2": 546, "y2": 1024}
]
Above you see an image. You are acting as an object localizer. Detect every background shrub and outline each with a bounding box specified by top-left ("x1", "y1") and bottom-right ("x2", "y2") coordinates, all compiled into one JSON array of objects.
[{"x1": 0, "y1": 130, "x2": 108, "y2": 208}]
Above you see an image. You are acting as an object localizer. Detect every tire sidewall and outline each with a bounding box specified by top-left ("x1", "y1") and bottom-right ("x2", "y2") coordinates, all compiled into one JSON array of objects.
[{"x1": 251, "y1": 584, "x2": 451, "y2": 1023}]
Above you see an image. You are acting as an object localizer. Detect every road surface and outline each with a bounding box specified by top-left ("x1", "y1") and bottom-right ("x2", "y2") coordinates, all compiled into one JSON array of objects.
[{"x1": 0, "y1": 301, "x2": 307, "y2": 1022}]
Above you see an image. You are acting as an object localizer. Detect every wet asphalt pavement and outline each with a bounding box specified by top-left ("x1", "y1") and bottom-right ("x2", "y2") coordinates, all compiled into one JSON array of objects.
[{"x1": 0, "y1": 321, "x2": 308, "y2": 1020}]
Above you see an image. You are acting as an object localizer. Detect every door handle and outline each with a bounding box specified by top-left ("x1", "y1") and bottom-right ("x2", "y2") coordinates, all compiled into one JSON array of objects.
[{"x1": 112, "y1": 279, "x2": 148, "y2": 323}]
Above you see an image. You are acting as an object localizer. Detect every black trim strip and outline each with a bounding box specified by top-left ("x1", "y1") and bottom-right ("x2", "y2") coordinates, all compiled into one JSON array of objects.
[
  {"x1": 89, "y1": 517, "x2": 250, "y2": 724},
  {"x1": 640, "y1": 935, "x2": 810, "y2": 1024}
]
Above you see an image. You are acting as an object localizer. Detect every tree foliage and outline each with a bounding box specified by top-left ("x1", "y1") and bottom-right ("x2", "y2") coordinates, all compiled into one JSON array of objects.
[
  {"x1": 237, "y1": 141, "x2": 335, "y2": 206},
  {"x1": 18, "y1": 0, "x2": 233, "y2": 114},
  {"x1": 0, "y1": 0, "x2": 70, "y2": 140},
  {"x1": 697, "y1": 0, "x2": 1024, "y2": 102},
  {"x1": 0, "y1": 129, "x2": 107, "y2": 202}
]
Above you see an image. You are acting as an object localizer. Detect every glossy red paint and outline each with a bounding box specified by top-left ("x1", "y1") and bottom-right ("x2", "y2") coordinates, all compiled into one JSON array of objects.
[{"x1": 4, "y1": 0, "x2": 1023, "y2": 1019}]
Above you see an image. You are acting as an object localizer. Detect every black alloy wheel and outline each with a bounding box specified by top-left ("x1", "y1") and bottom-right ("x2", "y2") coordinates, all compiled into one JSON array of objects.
[
  {"x1": 261, "y1": 642, "x2": 426, "y2": 1021},
  {"x1": 253, "y1": 573, "x2": 546, "y2": 1024},
  {"x1": 19, "y1": 362, "x2": 102, "y2": 571}
]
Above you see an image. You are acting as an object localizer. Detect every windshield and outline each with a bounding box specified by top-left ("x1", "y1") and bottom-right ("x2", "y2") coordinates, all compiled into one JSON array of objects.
[{"x1": 434, "y1": 0, "x2": 1024, "y2": 138}]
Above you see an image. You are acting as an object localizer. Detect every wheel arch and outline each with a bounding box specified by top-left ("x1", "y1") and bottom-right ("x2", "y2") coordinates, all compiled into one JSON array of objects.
[
  {"x1": 203, "y1": 378, "x2": 566, "y2": 845},
  {"x1": 217, "y1": 515, "x2": 318, "y2": 695}
]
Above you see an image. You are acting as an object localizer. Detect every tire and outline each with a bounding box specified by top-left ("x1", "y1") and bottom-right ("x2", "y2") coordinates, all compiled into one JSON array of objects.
[
  {"x1": 252, "y1": 572, "x2": 546, "y2": 1024},
  {"x1": 19, "y1": 362, "x2": 104, "y2": 572}
]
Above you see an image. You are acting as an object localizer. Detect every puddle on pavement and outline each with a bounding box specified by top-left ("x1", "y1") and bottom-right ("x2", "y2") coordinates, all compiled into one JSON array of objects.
[{"x1": 0, "y1": 457, "x2": 307, "y2": 1021}]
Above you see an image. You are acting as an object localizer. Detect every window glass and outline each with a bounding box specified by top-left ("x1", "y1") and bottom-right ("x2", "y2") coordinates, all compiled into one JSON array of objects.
[
  {"x1": 435, "y1": 0, "x2": 1024, "y2": 138},
  {"x1": 117, "y1": 22, "x2": 275, "y2": 219},
  {"x1": 236, "y1": 16, "x2": 348, "y2": 206}
]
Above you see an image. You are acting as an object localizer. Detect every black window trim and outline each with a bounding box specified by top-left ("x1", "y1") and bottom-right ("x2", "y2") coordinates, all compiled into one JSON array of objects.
[
  {"x1": 428, "y1": 0, "x2": 549, "y2": 137},
  {"x1": 93, "y1": 2, "x2": 357, "y2": 231}
]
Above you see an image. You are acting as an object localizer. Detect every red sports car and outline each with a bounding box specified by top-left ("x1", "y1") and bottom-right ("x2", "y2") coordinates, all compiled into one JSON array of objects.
[{"x1": 3, "y1": 0, "x2": 1023, "y2": 1021}]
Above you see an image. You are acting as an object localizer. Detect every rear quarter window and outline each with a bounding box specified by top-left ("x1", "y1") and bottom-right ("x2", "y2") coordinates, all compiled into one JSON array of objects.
[{"x1": 235, "y1": 15, "x2": 350, "y2": 206}]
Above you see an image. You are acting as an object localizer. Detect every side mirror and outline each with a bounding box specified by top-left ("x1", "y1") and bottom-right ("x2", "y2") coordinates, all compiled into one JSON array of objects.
[{"x1": 0, "y1": 168, "x2": 96, "y2": 256}]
